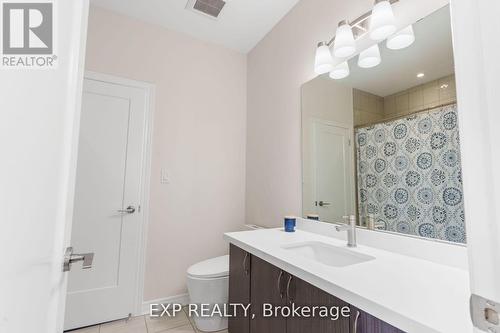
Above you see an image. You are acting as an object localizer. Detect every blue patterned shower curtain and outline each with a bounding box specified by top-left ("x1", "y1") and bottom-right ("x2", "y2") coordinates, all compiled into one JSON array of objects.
[{"x1": 355, "y1": 104, "x2": 466, "y2": 243}]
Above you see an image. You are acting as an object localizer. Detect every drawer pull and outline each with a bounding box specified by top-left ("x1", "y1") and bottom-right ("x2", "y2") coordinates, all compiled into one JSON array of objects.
[
  {"x1": 353, "y1": 310, "x2": 360, "y2": 333},
  {"x1": 286, "y1": 275, "x2": 294, "y2": 304},
  {"x1": 243, "y1": 252, "x2": 249, "y2": 276},
  {"x1": 277, "y1": 270, "x2": 284, "y2": 298}
]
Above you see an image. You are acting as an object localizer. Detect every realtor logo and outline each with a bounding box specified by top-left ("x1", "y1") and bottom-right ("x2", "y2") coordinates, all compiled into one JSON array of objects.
[{"x1": 1, "y1": 1, "x2": 57, "y2": 68}]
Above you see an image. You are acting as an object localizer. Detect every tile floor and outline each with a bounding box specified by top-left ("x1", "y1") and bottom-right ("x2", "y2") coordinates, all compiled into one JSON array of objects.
[{"x1": 67, "y1": 307, "x2": 228, "y2": 333}]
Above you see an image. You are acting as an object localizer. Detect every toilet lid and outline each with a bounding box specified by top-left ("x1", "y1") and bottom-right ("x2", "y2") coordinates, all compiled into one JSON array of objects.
[{"x1": 187, "y1": 255, "x2": 229, "y2": 278}]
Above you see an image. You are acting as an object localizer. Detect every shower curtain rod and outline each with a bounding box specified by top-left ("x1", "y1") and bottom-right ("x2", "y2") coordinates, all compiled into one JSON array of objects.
[{"x1": 354, "y1": 101, "x2": 457, "y2": 129}]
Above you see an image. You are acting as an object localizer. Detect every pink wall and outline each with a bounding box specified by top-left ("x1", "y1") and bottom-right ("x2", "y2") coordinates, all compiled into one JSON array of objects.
[
  {"x1": 245, "y1": 0, "x2": 448, "y2": 227},
  {"x1": 85, "y1": 6, "x2": 247, "y2": 301}
]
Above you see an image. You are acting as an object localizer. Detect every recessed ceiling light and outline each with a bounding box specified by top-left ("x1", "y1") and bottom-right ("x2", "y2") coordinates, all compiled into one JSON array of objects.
[
  {"x1": 417, "y1": 73, "x2": 425, "y2": 78},
  {"x1": 440, "y1": 84, "x2": 449, "y2": 89}
]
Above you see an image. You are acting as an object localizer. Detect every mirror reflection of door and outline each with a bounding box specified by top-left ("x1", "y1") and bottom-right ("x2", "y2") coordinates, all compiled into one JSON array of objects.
[
  {"x1": 301, "y1": 5, "x2": 468, "y2": 244},
  {"x1": 312, "y1": 121, "x2": 354, "y2": 223}
]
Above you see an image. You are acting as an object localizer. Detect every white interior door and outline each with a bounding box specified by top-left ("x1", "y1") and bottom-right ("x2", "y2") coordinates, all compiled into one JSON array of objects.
[
  {"x1": 64, "y1": 78, "x2": 148, "y2": 330},
  {"x1": 312, "y1": 121, "x2": 354, "y2": 223},
  {"x1": 0, "y1": 2, "x2": 88, "y2": 333}
]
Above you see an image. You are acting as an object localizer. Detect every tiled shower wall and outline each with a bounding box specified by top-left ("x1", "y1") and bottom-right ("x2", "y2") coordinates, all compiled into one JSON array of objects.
[
  {"x1": 353, "y1": 89, "x2": 385, "y2": 126},
  {"x1": 384, "y1": 74, "x2": 456, "y2": 119},
  {"x1": 354, "y1": 75, "x2": 457, "y2": 127},
  {"x1": 355, "y1": 104, "x2": 466, "y2": 243}
]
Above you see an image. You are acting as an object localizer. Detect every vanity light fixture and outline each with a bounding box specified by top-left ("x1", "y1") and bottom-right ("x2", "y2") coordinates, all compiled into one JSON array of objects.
[
  {"x1": 358, "y1": 44, "x2": 381, "y2": 68},
  {"x1": 314, "y1": 42, "x2": 334, "y2": 75},
  {"x1": 314, "y1": 0, "x2": 403, "y2": 79},
  {"x1": 329, "y1": 61, "x2": 350, "y2": 80},
  {"x1": 387, "y1": 25, "x2": 415, "y2": 50},
  {"x1": 333, "y1": 20, "x2": 356, "y2": 58},
  {"x1": 369, "y1": 0, "x2": 397, "y2": 41}
]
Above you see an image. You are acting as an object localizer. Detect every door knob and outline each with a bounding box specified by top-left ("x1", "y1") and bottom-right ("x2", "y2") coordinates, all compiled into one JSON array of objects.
[
  {"x1": 63, "y1": 247, "x2": 94, "y2": 272},
  {"x1": 118, "y1": 205, "x2": 136, "y2": 214},
  {"x1": 318, "y1": 201, "x2": 331, "y2": 207}
]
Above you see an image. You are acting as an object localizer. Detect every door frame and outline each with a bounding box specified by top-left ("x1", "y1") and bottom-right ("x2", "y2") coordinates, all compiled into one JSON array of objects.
[
  {"x1": 310, "y1": 118, "x2": 356, "y2": 219},
  {"x1": 450, "y1": 0, "x2": 500, "y2": 330},
  {"x1": 82, "y1": 71, "x2": 155, "y2": 317}
]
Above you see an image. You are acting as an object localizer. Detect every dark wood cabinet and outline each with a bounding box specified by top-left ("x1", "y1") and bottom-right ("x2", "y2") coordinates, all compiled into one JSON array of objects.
[
  {"x1": 351, "y1": 307, "x2": 405, "y2": 333},
  {"x1": 228, "y1": 244, "x2": 406, "y2": 333},
  {"x1": 250, "y1": 255, "x2": 287, "y2": 333},
  {"x1": 228, "y1": 244, "x2": 251, "y2": 333},
  {"x1": 287, "y1": 275, "x2": 351, "y2": 333},
  {"x1": 249, "y1": 256, "x2": 350, "y2": 333}
]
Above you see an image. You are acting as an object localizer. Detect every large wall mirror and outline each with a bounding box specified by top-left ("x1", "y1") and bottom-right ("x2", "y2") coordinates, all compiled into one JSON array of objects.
[{"x1": 301, "y1": 5, "x2": 466, "y2": 244}]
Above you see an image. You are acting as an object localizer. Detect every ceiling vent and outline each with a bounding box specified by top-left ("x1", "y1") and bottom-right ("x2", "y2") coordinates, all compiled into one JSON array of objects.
[{"x1": 186, "y1": 0, "x2": 227, "y2": 19}]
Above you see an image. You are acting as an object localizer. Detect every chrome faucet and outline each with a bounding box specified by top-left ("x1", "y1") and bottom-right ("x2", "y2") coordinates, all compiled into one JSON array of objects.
[{"x1": 335, "y1": 215, "x2": 357, "y2": 247}]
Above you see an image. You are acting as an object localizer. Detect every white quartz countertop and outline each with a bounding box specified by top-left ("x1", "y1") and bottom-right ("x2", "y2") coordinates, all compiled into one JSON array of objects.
[{"x1": 224, "y1": 228, "x2": 472, "y2": 333}]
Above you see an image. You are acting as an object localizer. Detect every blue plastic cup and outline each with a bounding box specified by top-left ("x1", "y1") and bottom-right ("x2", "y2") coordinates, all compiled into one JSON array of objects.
[{"x1": 284, "y1": 216, "x2": 296, "y2": 232}]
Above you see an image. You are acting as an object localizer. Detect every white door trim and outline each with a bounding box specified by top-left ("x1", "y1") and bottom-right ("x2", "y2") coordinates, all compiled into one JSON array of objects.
[{"x1": 83, "y1": 71, "x2": 155, "y2": 316}]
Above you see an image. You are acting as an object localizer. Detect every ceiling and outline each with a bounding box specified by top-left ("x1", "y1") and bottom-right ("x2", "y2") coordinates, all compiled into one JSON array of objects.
[
  {"x1": 89, "y1": 0, "x2": 301, "y2": 53},
  {"x1": 340, "y1": 5, "x2": 454, "y2": 97}
]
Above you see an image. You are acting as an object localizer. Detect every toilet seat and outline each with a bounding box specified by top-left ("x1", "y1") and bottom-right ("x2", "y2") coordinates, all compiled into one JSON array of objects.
[{"x1": 187, "y1": 255, "x2": 229, "y2": 279}]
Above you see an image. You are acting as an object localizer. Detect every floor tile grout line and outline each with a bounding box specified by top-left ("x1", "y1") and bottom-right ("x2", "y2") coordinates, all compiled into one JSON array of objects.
[
  {"x1": 182, "y1": 306, "x2": 197, "y2": 333},
  {"x1": 146, "y1": 313, "x2": 193, "y2": 333},
  {"x1": 187, "y1": 318, "x2": 197, "y2": 333},
  {"x1": 75, "y1": 313, "x2": 201, "y2": 333},
  {"x1": 143, "y1": 314, "x2": 148, "y2": 333}
]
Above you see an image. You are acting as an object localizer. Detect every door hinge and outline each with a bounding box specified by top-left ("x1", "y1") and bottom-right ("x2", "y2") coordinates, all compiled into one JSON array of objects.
[{"x1": 471, "y1": 294, "x2": 499, "y2": 332}]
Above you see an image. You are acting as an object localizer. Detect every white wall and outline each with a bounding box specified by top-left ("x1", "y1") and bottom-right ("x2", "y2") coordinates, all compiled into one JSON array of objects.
[
  {"x1": 85, "y1": 6, "x2": 247, "y2": 301},
  {"x1": 246, "y1": 0, "x2": 449, "y2": 227}
]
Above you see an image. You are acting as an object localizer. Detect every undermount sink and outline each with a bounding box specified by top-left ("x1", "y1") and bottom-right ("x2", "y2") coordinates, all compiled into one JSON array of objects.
[{"x1": 281, "y1": 241, "x2": 375, "y2": 267}]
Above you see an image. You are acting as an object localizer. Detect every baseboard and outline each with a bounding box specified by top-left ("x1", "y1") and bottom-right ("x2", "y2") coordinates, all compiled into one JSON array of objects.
[{"x1": 141, "y1": 293, "x2": 190, "y2": 315}]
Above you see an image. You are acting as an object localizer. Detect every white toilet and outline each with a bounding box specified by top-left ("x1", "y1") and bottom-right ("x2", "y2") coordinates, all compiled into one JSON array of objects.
[{"x1": 187, "y1": 255, "x2": 229, "y2": 332}]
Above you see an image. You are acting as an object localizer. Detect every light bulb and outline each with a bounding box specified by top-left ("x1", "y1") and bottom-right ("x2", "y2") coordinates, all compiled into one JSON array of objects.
[
  {"x1": 333, "y1": 20, "x2": 356, "y2": 58},
  {"x1": 329, "y1": 61, "x2": 350, "y2": 80},
  {"x1": 369, "y1": 0, "x2": 397, "y2": 41},
  {"x1": 314, "y1": 42, "x2": 333, "y2": 75},
  {"x1": 387, "y1": 25, "x2": 415, "y2": 50},
  {"x1": 358, "y1": 44, "x2": 381, "y2": 68}
]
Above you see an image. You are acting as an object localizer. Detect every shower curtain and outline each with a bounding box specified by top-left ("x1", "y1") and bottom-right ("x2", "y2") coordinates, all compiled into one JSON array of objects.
[{"x1": 355, "y1": 104, "x2": 466, "y2": 243}]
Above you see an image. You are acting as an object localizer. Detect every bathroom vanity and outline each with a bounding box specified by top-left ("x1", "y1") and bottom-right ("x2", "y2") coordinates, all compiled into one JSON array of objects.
[
  {"x1": 224, "y1": 224, "x2": 471, "y2": 333},
  {"x1": 228, "y1": 244, "x2": 400, "y2": 333}
]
